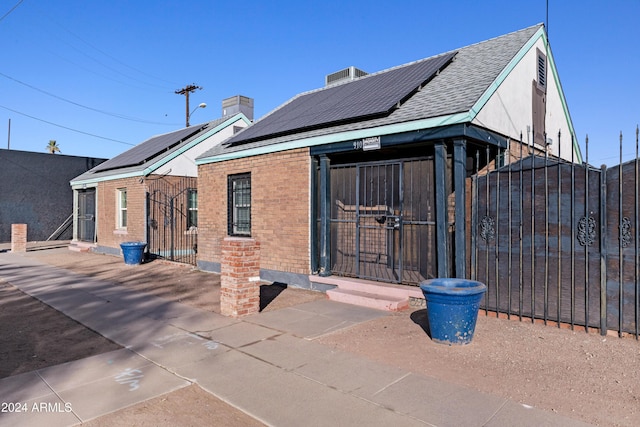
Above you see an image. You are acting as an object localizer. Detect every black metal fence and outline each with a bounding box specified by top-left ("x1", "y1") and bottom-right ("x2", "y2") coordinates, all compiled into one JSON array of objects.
[
  {"x1": 471, "y1": 128, "x2": 640, "y2": 338},
  {"x1": 146, "y1": 176, "x2": 198, "y2": 265}
]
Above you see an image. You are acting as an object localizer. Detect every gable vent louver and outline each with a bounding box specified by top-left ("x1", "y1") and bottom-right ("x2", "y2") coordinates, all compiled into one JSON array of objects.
[
  {"x1": 537, "y1": 51, "x2": 547, "y2": 88},
  {"x1": 325, "y1": 66, "x2": 368, "y2": 86}
]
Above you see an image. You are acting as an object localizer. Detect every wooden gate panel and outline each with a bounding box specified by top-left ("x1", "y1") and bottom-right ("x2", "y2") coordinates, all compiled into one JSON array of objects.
[{"x1": 472, "y1": 157, "x2": 606, "y2": 330}]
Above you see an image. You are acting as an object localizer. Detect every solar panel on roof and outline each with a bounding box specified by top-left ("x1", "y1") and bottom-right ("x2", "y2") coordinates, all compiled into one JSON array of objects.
[
  {"x1": 92, "y1": 124, "x2": 206, "y2": 172},
  {"x1": 227, "y1": 51, "x2": 456, "y2": 146}
]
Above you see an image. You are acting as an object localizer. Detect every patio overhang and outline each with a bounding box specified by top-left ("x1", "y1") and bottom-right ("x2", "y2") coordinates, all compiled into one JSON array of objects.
[{"x1": 309, "y1": 123, "x2": 508, "y2": 156}]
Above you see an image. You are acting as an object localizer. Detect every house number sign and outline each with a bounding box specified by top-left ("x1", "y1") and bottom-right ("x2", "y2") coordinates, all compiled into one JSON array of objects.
[{"x1": 353, "y1": 136, "x2": 381, "y2": 151}]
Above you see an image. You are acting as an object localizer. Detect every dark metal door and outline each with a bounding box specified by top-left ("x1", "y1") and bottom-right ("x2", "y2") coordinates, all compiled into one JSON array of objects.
[
  {"x1": 330, "y1": 159, "x2": 436, "y2": 284},
  {"x1": 77, "y1": 189, "x2": 95, "y2": 242},
  {"x1": 357, "y1": 163, "x2": 403, "y2": 282}
]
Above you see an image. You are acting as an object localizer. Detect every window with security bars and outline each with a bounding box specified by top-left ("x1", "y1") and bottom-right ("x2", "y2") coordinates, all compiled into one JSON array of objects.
[{"x1": 228, "y1": 173, "x2": 251, "y2": 236}]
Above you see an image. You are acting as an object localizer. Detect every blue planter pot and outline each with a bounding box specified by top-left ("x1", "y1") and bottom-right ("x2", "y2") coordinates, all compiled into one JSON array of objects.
[
  {"x1": 419, "y1": 278, "x2": 486, "y2": 345},
  {"x1": 120, "y1": 242, "x2": 146, "y2": 265}
]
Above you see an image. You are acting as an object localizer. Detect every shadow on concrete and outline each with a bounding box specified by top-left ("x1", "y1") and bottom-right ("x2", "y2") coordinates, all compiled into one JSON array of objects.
[
  {"x1": 0, "y1": 256, "x2": 185, "y2": 390},
  {"x1": 259, "y1": 282, "x2": 287, "y2": 311},
  {"x1": 17, "y1": 249, "x2": 221, "y2": 313},
  {"x1": 0, "y1": 265, "x2": 122, "y2": 380}
]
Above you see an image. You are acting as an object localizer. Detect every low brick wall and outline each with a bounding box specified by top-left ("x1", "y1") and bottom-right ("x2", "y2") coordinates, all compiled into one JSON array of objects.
[{"x1": 220, "y1": 237, "x2": 261, "y2": 317}]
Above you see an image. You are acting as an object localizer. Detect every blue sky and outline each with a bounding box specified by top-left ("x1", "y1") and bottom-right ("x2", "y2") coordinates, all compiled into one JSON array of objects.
[{"x1": 0, "y1": 0, "x2": 638, "y2": 166}]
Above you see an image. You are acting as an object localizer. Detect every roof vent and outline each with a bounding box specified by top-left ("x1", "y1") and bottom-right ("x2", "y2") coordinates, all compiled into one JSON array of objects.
[
  {"x1": 222, "y1": 95, "x2": 254, "y2": 121},
  {"x1": 325, "y1": 66, "x2": 368, "y2": 86}
]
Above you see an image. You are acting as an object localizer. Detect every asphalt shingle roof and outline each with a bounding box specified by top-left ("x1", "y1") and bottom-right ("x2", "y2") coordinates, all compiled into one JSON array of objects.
[
  {"x1": 227, "y1": 51, "x2": 457, "y2": 146},
  {"x1": 92, "y1": 125, "x2": 207, "y2": 173},
  {"x1": 198, "y1": 24, "x2": 542, "y2": 160},
  {"x1": 72, "y1": 115, "x2": 235, "y2": 182}
]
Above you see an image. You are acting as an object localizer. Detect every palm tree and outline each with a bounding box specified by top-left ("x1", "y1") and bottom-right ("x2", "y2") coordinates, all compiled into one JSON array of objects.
[{"x1": 46, "y1": 140, "x2": 60, "y2": 154}]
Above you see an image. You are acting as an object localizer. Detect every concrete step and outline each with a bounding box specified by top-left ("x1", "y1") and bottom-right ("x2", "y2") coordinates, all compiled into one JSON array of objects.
[
  {"x1": 312, "y1": 275, "x2": 424, "y2": 312},
  {"x1": 310, "y1": 275, "x2": 424, "y2": 300},
  {"x1": 68, "y1": 241, "x2": 95, "y2": 252},
  {"x1": 326, "y1": 288, "x2": 409, "y2": 311}
]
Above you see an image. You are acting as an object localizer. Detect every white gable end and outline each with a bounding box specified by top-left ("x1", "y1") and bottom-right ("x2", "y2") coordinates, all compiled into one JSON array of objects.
[
  {"x1": 472, "y1": 35, "x2": 578, "y2": 161},
  {"x1": 152, "y1": 121, "x2": 248, "y2": 176}
]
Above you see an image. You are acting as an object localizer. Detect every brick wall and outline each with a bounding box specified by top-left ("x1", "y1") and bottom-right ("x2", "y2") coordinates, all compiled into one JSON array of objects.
[
  {"x1": 11, "y1": 224, "x2": 27, "y2": 252},
  {"x1": 198, "y1": 147, "x2": 311, "y2": 276},
  {"x1": 96, "y1": 177, "x2": 147, "y2": 250}
]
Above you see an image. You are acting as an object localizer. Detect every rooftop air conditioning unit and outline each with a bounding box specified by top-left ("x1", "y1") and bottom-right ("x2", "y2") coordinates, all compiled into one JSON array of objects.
[
  {"x1": 222, "y1": 95, "x2": 254, "y2": 121},
  {"x1": 325, "y1": 66, "x2": 368, "y2": 86}
]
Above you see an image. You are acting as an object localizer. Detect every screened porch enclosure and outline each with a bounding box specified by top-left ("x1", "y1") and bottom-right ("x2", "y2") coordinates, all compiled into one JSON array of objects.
[
  {"x1": 313, "y1": 135, "x2": 498, "y2": 286},
  {"x1": 328, "y1": 158, "x2": 441, "y2": 285}
]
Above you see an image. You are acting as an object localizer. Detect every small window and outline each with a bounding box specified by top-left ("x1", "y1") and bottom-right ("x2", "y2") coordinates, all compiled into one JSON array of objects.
[
  {"x1": 187, "y1": 188, "x2": 198, "y2": 229},
  {"x1": 536, "y1": 49, "x2": 547, "y2": 89},
  {"x1": 227, "y1": 173, "x2": 251, "y2": 236},
  {"x1": 117, "y1": 188, "x2": 127, "y2": 228}
]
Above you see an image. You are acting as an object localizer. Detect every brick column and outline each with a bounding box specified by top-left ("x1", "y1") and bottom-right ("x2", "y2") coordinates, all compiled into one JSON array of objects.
[
  {"x1": 11, "y1": 224, "x2": 27, "y2": 253},
  {"x1": 220, "y1": 237, "x2": 260, "y2": 317}
]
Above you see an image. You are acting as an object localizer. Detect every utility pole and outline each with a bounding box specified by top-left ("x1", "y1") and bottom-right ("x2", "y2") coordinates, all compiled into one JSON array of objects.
[{"x1": 175, "y1": 84, "x2": 202, "y2": 127}]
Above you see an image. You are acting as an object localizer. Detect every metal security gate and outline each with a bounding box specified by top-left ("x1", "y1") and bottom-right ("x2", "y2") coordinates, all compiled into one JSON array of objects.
[
  {"x1": 471, "y1": 130, "x2": 640, "y2": 337},
  {"x1": 330, "y1": 158, "x2": 437, "y2": 284},
  {"x1": 146, "y1": 176, "x2": 197, "y2": 265},
  {"x1": 77, "y1": 189, "x2": 96, "y2": 242}
]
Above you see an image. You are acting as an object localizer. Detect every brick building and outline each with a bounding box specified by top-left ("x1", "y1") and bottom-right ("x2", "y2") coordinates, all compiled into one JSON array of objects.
[
  {"x1": 70, "y1": 100, "x2": 252, "y2": 260},
  {"x1": 195, "y1": 25, "x2": 581, "y2": 299},
  {"x1": 197, "y1": 148, "x2": 311, "y2": 283}
]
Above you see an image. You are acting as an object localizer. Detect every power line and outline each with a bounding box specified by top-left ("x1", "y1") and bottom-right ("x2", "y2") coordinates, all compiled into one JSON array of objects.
[
  {"x1": 0, "y1": 104, "x2": 135, "y2": 146},
  {"x1": 0, "y1": 0, "x2": 24, "y2": 23},
  {"x1": 38, "y1": 14, "x2": 179, "y2": 92},
  {"x1": 49, "y1": 35, "x2": 173, "y2": 92},
  {"x1": 49, "y1": 18, "x2": 180, "y2": 89},
  {"x1": 0, "y1": 71, "x2": 180, "y2": 125}
]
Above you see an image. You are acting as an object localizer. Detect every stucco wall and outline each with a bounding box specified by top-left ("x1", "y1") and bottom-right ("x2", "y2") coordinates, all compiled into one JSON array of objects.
[
  {"x1": 472, "y1": 37, "x2": 576, "y2": 162},
  {"x1": 152, "y1": 119, "x2": 249, "y2": 177},
  {"x1": 197, "y1": 148, "x2": 312, "y2": 284},
  {"x1": 0, "y1": 149, "x2": 105, "y2": 242}
]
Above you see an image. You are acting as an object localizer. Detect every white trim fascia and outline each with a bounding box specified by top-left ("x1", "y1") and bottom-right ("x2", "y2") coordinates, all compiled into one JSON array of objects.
[
  {"x1": 196, "y1": 111, "x2": 471, "y2": 164},
  {"x1": 71, "y1": 181, "x2": 99, "y2": 190},
  {"x1": 197, "y1": 26, "x2": 575, "y2": 166},
  {"x1": 71, "y1": 114, "x2": 251, "y2": 187},
  {"x1": 71, "y1": 170, "x2": 142, "y2": 188},
  {"x1": 543, "y1": 34, "x2": 582, "y2": 162},
  {"x1": 468, "y1": 26, "x2": 545, "y2": 120},
  {"x1": 142, "y1": 113, "x2": 250, "y2": 175},
  {"x1": 468, "y1": 25, "x2": 581, "y2": 163}
]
